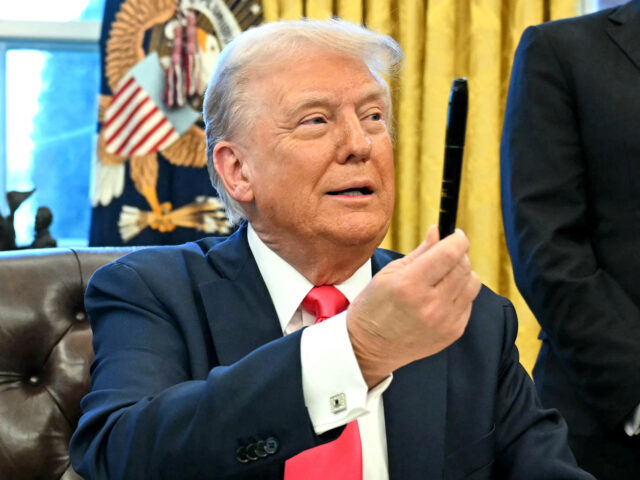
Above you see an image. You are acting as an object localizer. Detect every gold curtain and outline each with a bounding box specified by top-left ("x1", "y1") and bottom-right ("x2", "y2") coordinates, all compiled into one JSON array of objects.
[{"x1": 260, "y1": 0, "x2": 584, "y2": 374}]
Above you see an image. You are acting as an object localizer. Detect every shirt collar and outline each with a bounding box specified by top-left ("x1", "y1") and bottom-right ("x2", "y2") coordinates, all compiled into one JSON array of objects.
[{"x1": 247, "y1": 223, "x2": 372, "y2": 332}]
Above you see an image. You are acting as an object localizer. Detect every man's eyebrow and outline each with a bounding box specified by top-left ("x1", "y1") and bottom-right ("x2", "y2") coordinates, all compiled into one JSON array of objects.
[
  {"x1": 284, "y1": 85, "x2": 390, "y2": 119},
  {"x1": 357, "y1": 85, "x2": 390, "y2": 110},
  {"x1": 285, "y1": 94, "x2": 337, "y2": 118}
]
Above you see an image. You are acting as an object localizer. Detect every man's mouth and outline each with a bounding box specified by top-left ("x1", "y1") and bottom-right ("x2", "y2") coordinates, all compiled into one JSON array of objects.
[{"x1": 327, "y1": 187, "x2": 373, "y2": 196}]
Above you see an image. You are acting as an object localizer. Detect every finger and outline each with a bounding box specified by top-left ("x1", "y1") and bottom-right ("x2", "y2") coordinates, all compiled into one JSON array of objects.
[
  {"x1": 411, "y1": 230, "x2": 470, "y2": 286},
  {"x1": 402, "y1": 225, "x2": 439, "y2": 264},
  {"x1": 445, "y1": 286, "x2": 477, "y2": 340},
  {"x1": 402, "y1": 240, "x2": 431, "y2": 264},
  {"x1": 452, "y1": 272, "x2": 482, "y2": 313},
  {"x1": 434, "y1": 253, "x2": 473, "y2": 299},
  {"x1": 435, "y1": 301, "x2": 474, "y2": 351},
  {"x1": 426, "y1": 224, "x2": 439, "y2": 249}
]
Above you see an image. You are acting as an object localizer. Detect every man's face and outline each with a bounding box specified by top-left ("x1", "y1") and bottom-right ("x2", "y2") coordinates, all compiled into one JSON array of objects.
[{"x1": 236, "y1": 48, "x2": 395, "y2": 253}]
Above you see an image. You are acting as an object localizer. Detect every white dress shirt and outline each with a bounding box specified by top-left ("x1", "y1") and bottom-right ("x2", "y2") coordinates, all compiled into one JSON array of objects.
[
  {"x1": 625, "y1": 404, "x2": 640, "y2": 436},
  {"x1": 247, "y1": 224, "x2": 392, "y2": 479}
]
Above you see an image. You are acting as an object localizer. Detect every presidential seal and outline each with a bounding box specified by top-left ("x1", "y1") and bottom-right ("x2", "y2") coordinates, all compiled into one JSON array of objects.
[{"x1": 95, "y1": 0, "x2": 262, "y2": 241}]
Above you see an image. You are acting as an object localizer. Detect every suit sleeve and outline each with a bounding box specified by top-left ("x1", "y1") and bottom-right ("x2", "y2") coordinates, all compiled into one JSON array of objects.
[
  {"x1": 500, "y1": 25, "x2": 640, "y2": 427},
  {"x1": 493, "y1": 301, "x2": 595, "y2": 479},
  {"x1": 69, "y1": 260, "x2": 340, "y2": 480}
]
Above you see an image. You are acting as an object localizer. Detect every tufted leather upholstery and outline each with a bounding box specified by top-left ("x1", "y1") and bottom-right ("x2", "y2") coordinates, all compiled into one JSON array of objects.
[{"x1": 0, "y1": 247, "x2": 135, "y2": 480}]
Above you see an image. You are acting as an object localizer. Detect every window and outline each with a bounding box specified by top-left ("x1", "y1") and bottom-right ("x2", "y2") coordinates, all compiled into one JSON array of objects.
[
  {"x1": 594, "y1": 0, "x2": 629, "y2": 11},
  {"x1": 0, "y1": 0, "x2": 104, "y2": 247}
]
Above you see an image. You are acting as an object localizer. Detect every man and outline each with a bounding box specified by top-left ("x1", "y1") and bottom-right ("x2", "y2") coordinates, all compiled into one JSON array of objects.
[
  {"x1": 501, "y1": 1, "x2": 640, "y2": 479},
  {"x1": 71, "y1": 19, "x2": 592, "y2": 479}
]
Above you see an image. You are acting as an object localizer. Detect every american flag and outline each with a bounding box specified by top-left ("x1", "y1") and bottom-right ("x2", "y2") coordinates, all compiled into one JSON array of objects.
[{"x1": 103, "y1": 53, "x2": 200, "y2": 157}]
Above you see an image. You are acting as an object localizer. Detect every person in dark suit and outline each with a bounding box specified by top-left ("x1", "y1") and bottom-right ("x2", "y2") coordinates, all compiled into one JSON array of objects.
[
  {"x1": 501, "y1": 2, "x2": 640, "y2": 479},
  {"x1": 70, "y1": 19, "x2": 593, "y2": 479}
]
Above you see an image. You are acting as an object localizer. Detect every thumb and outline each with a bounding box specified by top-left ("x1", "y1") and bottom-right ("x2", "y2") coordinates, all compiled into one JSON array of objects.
[{"x1": 402, "y1": 225, "x2": 440, "y2": 264}]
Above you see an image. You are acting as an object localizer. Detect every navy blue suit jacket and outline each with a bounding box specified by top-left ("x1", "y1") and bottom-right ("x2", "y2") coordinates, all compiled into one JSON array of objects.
[
  {"x1": 70, "y1": 224, "x2": 591, "y2": 479},
  {"x1": 501, "y1": 2, "x2": 640, "y2": 477}
]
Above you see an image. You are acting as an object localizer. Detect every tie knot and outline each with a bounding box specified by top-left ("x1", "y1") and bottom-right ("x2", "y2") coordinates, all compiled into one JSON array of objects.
[{"x1": 301, "y1": 286, "x2": 349, "y2": 323}]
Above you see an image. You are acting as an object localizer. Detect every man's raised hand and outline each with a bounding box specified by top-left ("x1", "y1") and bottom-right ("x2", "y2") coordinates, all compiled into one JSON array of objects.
[{"x1": 347, "y1": 226, "x2": 482, "y2": 387}]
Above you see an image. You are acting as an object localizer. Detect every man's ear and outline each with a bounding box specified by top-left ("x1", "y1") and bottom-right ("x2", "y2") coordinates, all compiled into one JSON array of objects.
[{"x1": 213, "y1": 141, "x2": 254, "y2": 203}]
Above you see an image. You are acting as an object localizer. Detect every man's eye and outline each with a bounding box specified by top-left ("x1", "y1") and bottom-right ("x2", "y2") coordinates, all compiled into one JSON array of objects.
[
  {"x1": 302, "y1": 116, "x2": 326, "y2": 125},
  {"x1": 369, "y1": 113, "x2": 382, "y2": 121}
]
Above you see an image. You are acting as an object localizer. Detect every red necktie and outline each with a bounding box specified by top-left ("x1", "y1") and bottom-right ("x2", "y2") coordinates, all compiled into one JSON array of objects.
[{"x1": 284, "y1": 286, "x2": 362, "y2": 480}]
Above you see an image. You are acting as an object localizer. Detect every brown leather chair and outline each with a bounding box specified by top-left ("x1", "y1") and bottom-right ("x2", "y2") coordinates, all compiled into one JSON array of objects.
[{"x1": 0, "y1": 247, "x2": 135, "y2": 480}]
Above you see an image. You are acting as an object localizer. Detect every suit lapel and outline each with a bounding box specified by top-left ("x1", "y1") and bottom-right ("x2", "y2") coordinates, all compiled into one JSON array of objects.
[
  {"x1": 607, "y1": 0, "x2": 640, "y2": 72},
  {"x1": 199, "y1": 224, "x2": 283, "y2": 365},
  {"x1": 372, "y1": 251, "x2": 449, "y2": 480}
]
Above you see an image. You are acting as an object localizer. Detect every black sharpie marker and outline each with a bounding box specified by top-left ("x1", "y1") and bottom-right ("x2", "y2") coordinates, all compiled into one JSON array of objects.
[{"x1": 438, "y1": 78, "x2": 468, "y2": 238}]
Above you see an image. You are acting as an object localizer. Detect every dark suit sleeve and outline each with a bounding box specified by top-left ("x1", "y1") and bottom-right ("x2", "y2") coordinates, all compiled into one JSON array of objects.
[
  {"x1": 69, "y1": 260, "x2": 333, "y2": 480},
  {"x1": 493, "y1": 301, "x2": 595, "y2": 479},
  {"x1": 500, "y1": 25, "x2": 640, "y2": 427}
]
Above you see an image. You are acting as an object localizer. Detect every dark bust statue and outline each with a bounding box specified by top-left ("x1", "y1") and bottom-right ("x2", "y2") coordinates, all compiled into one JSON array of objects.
[{"x1": 31, "y1": 206, "x2": 57, "y2": 249}]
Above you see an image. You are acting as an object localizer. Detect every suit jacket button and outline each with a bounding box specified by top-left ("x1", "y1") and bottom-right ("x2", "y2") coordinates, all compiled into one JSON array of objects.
[
  {"x1": 264, "y1": 437, "x2": 279, "y2": 455},
  {"x1": 245, "y1": 442, "x2": 259, "y2": 461},
  {"x1": 254, "y1": 440, "x2": 268, "y2": 457},
  {"x1": 236, "y1": 446, "x2": 249, "y2": 463}
]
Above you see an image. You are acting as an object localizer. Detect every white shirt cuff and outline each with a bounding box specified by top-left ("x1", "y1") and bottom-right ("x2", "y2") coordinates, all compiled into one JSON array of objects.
[
  {"x1": 624, "y1": 402, "x2": 640, "y2": 436},
  {"x1": 300, "y1": 311, "x2": 392, "y2": 435}
]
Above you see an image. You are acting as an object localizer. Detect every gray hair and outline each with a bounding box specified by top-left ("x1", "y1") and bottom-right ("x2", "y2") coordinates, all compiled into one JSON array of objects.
[{"x1": 203, "y1": 18, "x2": 404, "y2": 225}]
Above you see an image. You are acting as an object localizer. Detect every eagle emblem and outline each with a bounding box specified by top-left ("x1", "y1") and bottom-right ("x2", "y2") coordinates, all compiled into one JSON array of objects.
[{"x1": 95, "y1": 0, "x2": 262, "y2": 241}]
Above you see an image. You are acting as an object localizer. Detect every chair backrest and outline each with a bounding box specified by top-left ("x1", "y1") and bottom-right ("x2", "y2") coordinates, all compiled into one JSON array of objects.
[{"x1": 0, "y1": 247, "x2": 135, "y2": 480}]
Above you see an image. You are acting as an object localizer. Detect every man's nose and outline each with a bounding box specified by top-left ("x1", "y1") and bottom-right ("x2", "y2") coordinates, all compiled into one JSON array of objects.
[{"x1": 339, "y1": 116, "x2": 372, "y2": 163}]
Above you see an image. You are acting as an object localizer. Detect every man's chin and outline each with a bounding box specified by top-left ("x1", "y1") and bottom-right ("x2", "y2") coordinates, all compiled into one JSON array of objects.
[{"x1": 327, "y1": 219, "x2": 390, "y2": 249}]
